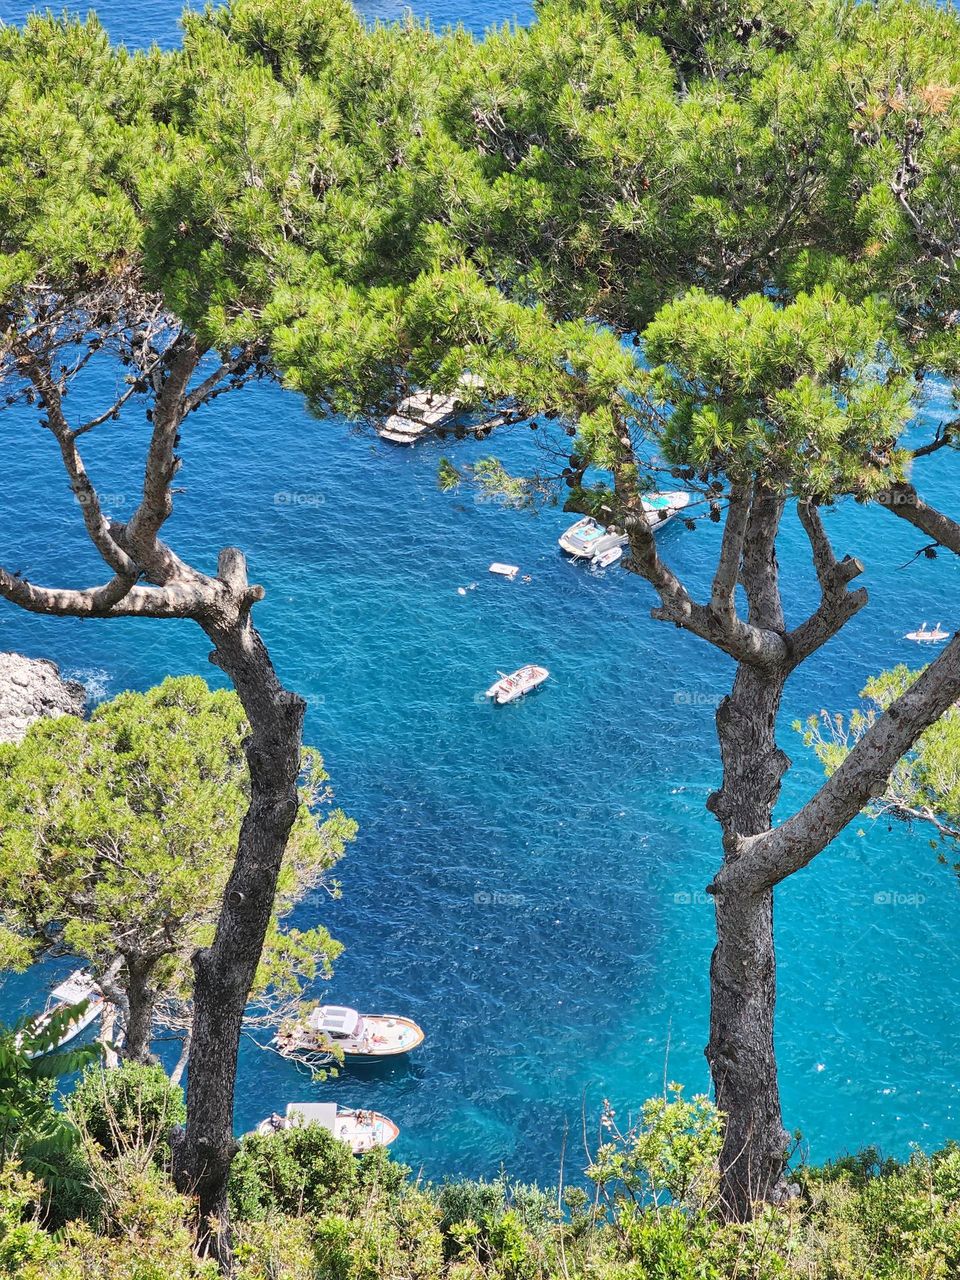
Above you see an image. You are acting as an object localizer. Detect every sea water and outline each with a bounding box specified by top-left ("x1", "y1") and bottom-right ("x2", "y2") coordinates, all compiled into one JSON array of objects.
[{"x1": 1, "y1": 0, "x2": 960, "y2": 1186}]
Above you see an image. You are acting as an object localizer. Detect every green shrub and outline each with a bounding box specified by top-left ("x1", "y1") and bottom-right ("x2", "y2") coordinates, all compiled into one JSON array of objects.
[
  {"x1": 0, "y1": 1166, "x2": 60, "y2": 1277},
  {"x1": 68, "y1": 1063, "x2": 186, "y2": 1162},
  {"x1": 438, "y1": 1175, "x2": 559, "y2": 1280},
  {"x1": 228, "y1": 1122, "x2": 362, "y2": 1221}
]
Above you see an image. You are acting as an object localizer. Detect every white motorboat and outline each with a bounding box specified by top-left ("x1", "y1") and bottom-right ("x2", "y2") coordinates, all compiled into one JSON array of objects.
[
  {"x1": 256, "y1": 1102, "x2": 399, "y2": 1153},
  {"x1": 378, "y1": 374, "x2": 485, "y2": 444},
  {"x1": 595, "y1": 545, "x2": 623, "y2": 569},
  {"x1": 642, "y1": 490, "x2": 691, "y2": 526},
  {"x1": 275, "y1": 1005, "x2": 425, "y2": 1060},
  {"x1": 905, "y1": 621, "x2": 950, "y2": 643},
  {"x1": 485, "y1": 664, "x2": 549, "y2": 705},
  {"x1": 17, "y1": 970, "x2": 104, "y2": 1058},
  {"x1": 558, "y1": 491, "x2": 690, "y2": 563}
]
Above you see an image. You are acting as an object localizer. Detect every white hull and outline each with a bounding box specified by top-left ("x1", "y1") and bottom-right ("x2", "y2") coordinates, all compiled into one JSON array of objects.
[
  {"x1": 485, "y1": 665, "x2": 549, "y2": 705},
  {"x1": 276, "y1": 1013, "x2": 425, "y2": 1059},
  {"x1": 559, "y1": 493, "x2": 690, "y2": 563},
  {"x1": 905, "y1": 622, "x2": 950, "y2": 643},
  {"x1": 18, "y1": 971, "x2": 104, "y2": 1058},
  {"x1": 378, "y1": 375, "x2": 489, "y2": 445},
  {"x1": 256, "y1": 1103, "x2": 399, "y2": 1153}
]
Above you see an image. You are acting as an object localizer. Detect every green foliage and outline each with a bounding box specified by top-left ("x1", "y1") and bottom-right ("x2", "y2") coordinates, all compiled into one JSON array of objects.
[
  {"x1": 0, "y1": 1083, "x2": 959, "y2": 1278},
  {"x1": 800, "y1": 664, "x2": 960, "y2": 849},
  {"x1": 0, "y1": 1017, "x2": 100, "y2": 1222},
  {"x1": 643, "y1": 287, "x2": 912, "y2": 497},
  {"x1": 0, "y1": 677, "x2": 354, "y2": 1050},
  {"x1": 229, "y1": 1121, "x2": 369, "y2": 1221},
  {"x1": 587, "y1": 1085, "x2": 723, "y2": 1210},
  {"x1": 68, "y1": 1063, "x2": 186, "y2": 1163},
  {"x1": 0, "y1": 1165, "x2": 60, "y2": 1276},
  {"x1": 437, "y1": 1175, "x2": 560, "y2": 1269}
]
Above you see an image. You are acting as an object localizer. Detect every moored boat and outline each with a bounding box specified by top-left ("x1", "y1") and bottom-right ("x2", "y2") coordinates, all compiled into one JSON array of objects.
[
  {"x1": 485, "y1": 665, "x2": 549, "y2": 705},
  {"x1": 256, "y1": 1102, "x2": 399, "y2": 1153},
  {"x1": 558, "y1": 492, "x2": 690, "y2": 563},
  {"x1": 275, "y1": 1005, "x2": 425, "y2": 1060},
  {"x1": 17, "y1": 970, "x2": 104, "y2": 1058},
  {"x1": 595, "y1": 545, "x2": 622, "y2": 569},
  {"x1": 378, "y1": 374, "x2": 486, "y2": 444}
]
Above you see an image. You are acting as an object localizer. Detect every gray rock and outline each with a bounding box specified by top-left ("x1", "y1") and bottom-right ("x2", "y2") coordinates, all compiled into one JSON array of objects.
[{"x1": 0, "y1": 653, "x2": 86, "y2": 745}]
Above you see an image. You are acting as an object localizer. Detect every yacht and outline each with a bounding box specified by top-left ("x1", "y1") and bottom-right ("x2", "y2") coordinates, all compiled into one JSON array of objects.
[
  {"x1": 558, "y1": 491, "x2": 690, "y2": 563},
  {"x1": 256, "y1": 1102, "x2": 399, "y2": 1153},
  {"x1": 275, "y1": 1005, "x2": 425, "y2": 1060}
]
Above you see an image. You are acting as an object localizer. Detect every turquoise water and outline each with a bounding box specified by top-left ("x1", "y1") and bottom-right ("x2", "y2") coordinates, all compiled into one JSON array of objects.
[{"x1": 3, "y1": 0, "x2": 960, "y2": 1185}]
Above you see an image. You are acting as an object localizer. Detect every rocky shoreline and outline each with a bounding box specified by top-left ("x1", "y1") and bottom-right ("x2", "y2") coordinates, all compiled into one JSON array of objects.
[{"x1": 0, "y1": 652, "x2": 86, "y2": 745}]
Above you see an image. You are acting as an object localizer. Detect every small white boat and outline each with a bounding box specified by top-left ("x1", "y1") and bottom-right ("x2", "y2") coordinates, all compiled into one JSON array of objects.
[
  {"x1": 379, "y1": 374, "x2": 485, "y2": 444},
  {"x1": 275, "y1": 1005, "x2": 425, "y2": 1060},
  {"x1": 18, "y1": 971, "x2": 104, "y2": 1058},
  {"x1": 256, "y1": 1102, "x2": 399, "y2": 1153},
  {"x1": 489, "y1": 563, "x2": 519, "y2": 579},
  {"x1": 905, "y1": 621, "x2": 950, "y2": 643},
  {"x1": 595, "y1": 545, "x2": 623, "y2": 569},
  {"x1": 485, "y1": 665, "x2": 549, "y2": 705},
  {"x1": 558, "y1": 492, "x2": 690, "y2": 563}
]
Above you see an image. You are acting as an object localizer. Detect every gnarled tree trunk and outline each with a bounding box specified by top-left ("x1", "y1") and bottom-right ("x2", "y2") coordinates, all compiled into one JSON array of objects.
[
  {"x1": 701, "y1": 492, "x2": 792, "y2": 1217},
  {"x1": 706, "y1": 660, "x2": 791, "y2": 1216},
  {"x1": 172, "y1": 593, "x2": 305, "y2": 1266},
  {"x1": 0, "y1": 302, "x2": 309, "y2": 1271}
]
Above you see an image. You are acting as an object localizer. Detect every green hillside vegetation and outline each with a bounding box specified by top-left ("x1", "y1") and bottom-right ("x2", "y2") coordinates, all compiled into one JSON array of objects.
[{"x1": 1, "y1": 1065, "x2": 959, "y2": 1279}]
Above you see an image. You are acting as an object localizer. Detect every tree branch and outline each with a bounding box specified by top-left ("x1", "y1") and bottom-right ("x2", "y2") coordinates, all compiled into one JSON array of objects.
[
  {"x1": 877, "y1": 482, "x2": 960, "y2": 555},
  {"x1": 720, "y1": 633, "x2": 960, "y2": 893},
  {"x1": 710, "y1": 481, "x2": 751, "y2": 622},
  {"x1": 787, "y1": 500, "x2": 868, "y2": 663},
  {"x1": 611, "y1": 436, "x2": 788, "y2": 669},
  {"x1": 0, "y1": 569, "x2": 212, "y2": 618}
]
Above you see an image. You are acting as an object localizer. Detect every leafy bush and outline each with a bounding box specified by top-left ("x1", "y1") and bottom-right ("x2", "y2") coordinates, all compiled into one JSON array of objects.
[
  {"x1": 587, "y1": 1085, "x2": 722, "y2": 1212},
  {"x1": 228, "y1": 1122, "x2": 364, "y2": 1221},
  {"x1": 438, "y1": 1175, "x2": 560, "y2": 1280},
  {"x1": 68, "y1": 1063, "x2": 186, "y2": 1162}
]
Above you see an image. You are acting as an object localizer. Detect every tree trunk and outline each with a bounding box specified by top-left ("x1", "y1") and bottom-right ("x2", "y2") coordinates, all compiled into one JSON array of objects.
[
  {"x1": 701, "y1": 482, "x2": 794, "y2": 1223},
  {"x1": 170, "y1": 1030, "x2": 192, "y2": 1088},
  {"x1": 99, "y1": 1003, "x2": 120, "y2": 1070},
  {"x1": 706, "y1": 661, "x2": 791, "y2": 1219},
  {"x1": 172, "y1": 599, "x2": 304, "y2": 1269},
  {"x1": 123, "y1": 954, "x2": 159, "y2": 1065}
]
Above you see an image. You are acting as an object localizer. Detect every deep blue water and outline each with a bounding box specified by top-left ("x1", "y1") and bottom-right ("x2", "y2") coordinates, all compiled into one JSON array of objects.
[{"x1": 3, "y1": 0, "x2": 960, "y2": 1186}]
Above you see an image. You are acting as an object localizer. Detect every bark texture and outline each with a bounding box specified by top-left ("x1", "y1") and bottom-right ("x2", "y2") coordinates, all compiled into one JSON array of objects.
[
  {"x1": 617, "y1": 467, "x2": 954, "y2": 1221},
  {"x1": 704, "y1": 492, "x2": 792, "y2": 1217},
  {"x1": 123, "y1": 954, "x2": 160, "y2": 1065},
  {"x1": 173, "y1": 607, "x2": 305, "y2": 1257},
  {"x1": 706, "y1": 667, "x2": 789, "y2": 1217}
]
